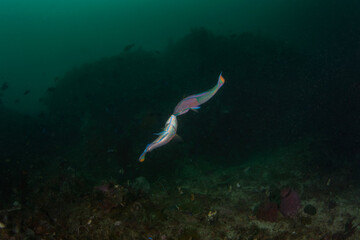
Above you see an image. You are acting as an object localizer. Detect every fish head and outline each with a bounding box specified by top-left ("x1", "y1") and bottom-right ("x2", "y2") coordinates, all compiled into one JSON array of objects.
[{"x1": 139, "y1": 155, "x2": 145, "y2": 162}]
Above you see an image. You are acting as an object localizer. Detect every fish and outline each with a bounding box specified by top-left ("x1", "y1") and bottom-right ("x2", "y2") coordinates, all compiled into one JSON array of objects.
[
  {"x1": 139, "y1": 114, "x2": 178, "y2": 162},
  {"x1": 123, "y1": 44, "x2": 135, "y2": 52},
  {"x1": 94, "y1": 182, "x2": 115, "y2": 193},
  {"x1": 24, "y1": 90, "x2": 30, "y2": 95},
  {"x1": 173, "y1": 73, "x2": 225, "y2": 116},
  {"x1": 1, "y1": 82, "x2": 8, "y2": 91}
]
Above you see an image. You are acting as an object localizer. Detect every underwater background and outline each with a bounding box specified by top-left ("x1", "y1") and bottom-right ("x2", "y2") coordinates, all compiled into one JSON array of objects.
[{"x1": 0, "y1": 0, "x2": 359, "y2": 239}]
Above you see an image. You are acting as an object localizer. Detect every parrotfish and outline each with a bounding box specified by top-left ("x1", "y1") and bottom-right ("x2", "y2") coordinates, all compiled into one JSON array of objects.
[
  {"x1": 139, "y1": 114, "x2": 178, "y2": 162},
  {"x1": 173, "y1": 73, "x2": 225, "y2": 116}
]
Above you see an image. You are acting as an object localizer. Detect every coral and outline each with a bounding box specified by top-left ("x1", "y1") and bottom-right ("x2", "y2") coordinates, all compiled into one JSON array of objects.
[
  {"x1": 256, "y1": 201, "x2": 279, "y2": 222},
  {"x1": 279, "y1": 187, "x2": 300, "y2": 217}
]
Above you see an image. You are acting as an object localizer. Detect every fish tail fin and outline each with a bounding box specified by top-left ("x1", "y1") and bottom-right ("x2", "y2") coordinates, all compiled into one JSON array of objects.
[
  {"x1": 218, "y1": 72, "x2": 225, "y2": 86},
  {"x1": 138, "y1": 144, "x2": 150, "y2": 162}
]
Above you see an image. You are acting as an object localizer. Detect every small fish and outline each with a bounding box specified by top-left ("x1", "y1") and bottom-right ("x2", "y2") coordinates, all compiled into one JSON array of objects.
[
  {"x1": 94, "y1": 182, "x2": 114, "y2": 193},
  {"x1": 139, "y1": 114, "x2": 178, "y2": 162},
  {"x1": 47, "y1": 87, "x2": 55, "y2": 92},
  {"x1": 1, "y1": 82, "x2": 8, "y2": 91},
  {"x1": 123, "y1": 44, "x2": 135, "y2": 52},
  {"x1": 24, "y1": 90, "x2": 30, "y2": 95},
  {"x1": 107, "y1": 148, "x2": 117, "y2": 153},
  {"x1": 173, "y1": 73, "x2": 225, "y2": 116}
]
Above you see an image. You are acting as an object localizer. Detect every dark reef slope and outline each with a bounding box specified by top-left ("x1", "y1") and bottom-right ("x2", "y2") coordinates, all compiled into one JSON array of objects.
[
  {"x1": 1, "y1": 28, "x2": 359, "y2": 197},
  {"x1": 43, "y1": 29, "x2": 359, "y2": 176}
]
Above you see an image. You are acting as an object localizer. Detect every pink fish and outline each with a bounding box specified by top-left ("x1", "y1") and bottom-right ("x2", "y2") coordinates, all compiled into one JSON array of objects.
[
  {"x1": 94, "y1": 182, "x2": 114, "y2": 193},
  {"x1": 173, "y1": 73, "x2": 225, "y2": 116}
]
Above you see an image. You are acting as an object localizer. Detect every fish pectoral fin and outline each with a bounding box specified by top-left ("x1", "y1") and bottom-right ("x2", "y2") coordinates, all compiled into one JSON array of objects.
[
  {"x1": 173, "y1": 134, "x2": 183, "y2": 142},
  {"x1": 190, "y1": 106, "x2": 200, "y2": 112},
  {"x1": 153, "y1": 131, "x2": 166, "y2": 135}
]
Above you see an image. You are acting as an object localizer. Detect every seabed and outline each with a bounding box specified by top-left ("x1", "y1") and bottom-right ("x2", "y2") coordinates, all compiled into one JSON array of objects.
[{"x1": 0, "y1": 143, "x2": 358, "y2": 240}]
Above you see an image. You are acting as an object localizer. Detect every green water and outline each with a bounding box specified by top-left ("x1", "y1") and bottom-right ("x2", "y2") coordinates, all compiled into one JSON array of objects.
[{"x1": 0, "y1": 1, "x2": 359, "y2": 238}]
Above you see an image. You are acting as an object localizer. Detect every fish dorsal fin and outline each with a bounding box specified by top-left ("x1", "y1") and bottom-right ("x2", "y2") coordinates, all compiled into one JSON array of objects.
[{"x1": 153, "y1": 131, "x2": 166, "y2": 135}]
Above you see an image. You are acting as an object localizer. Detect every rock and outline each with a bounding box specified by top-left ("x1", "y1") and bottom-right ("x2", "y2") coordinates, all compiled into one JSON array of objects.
[
  {"x1": 131, "y1": 177, "x2": 151, "y2": 193},
  {"x1": 300, "y1": 216, "x2": 312, "y2": 225},
  {"x1": 328, "y1": 200, "x2": 337, "y2": 209}
]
